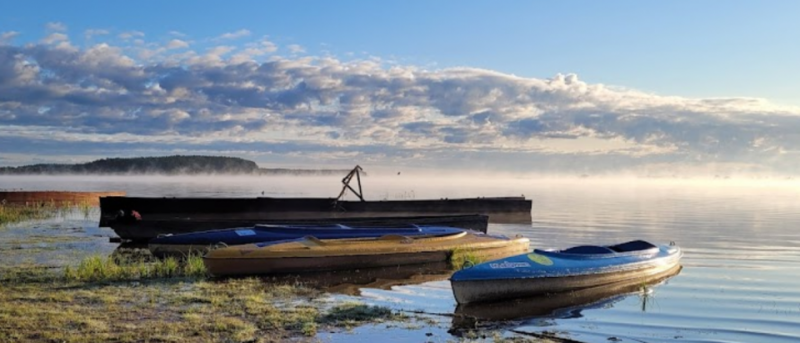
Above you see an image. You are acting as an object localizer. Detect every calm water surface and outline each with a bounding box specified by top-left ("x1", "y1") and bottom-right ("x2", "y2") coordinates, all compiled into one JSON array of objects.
[{"x1": 2, "y1": 175, "x2": 800, "y2": 343}]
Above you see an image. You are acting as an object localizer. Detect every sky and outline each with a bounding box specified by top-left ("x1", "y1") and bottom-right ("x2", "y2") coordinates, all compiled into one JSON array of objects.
[{"x1": 1, "y1": 1, "x2": 799, "y2": 175}]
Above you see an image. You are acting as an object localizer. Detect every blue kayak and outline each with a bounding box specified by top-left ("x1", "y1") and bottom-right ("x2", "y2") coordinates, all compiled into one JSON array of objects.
[
  {"x1": 148, "y1": 224, "x2": 465, "y2": 256},
  {"x1": 450, "y1": 240, "x2": 682, "y2": 304}
]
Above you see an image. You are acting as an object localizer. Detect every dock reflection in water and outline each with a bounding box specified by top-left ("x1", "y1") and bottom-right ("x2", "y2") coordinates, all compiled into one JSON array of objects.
[{"x1": 451, "y1": 265, "x2": 682, "y2": 330}]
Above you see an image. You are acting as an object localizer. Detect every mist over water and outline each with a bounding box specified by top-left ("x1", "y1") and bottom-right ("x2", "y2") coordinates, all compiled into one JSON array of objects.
[{"x1": 2, "y1": 174, "x2": 800, "y2": 342}]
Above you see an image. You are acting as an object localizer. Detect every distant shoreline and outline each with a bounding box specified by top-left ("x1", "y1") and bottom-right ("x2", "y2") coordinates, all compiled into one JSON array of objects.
[{"x1": 0, "y1": 155, "x2": 363, "y2": 176}]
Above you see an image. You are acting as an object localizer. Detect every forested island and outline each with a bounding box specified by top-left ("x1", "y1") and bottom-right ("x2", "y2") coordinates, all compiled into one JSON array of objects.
[{"x1": 0, "y1": 156, "x2": 358, "y2": 176}]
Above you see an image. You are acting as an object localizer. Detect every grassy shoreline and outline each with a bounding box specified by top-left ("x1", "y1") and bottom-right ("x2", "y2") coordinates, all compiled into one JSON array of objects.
[{"x1": 0, "y1": 261, "x2": 406, "y2": 343}]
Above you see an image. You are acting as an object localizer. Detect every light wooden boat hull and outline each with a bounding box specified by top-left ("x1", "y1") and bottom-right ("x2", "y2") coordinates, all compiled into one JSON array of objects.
[{"x1": 203, "y1": 232, "x2": 530, "y2": 276}]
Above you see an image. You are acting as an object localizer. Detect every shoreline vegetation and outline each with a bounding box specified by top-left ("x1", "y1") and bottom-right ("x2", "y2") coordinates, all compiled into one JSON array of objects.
[
  {"x1": 0, "y1": 201, "x2": 94, "y2": 227},
  {"x1": 0, "y1": 155, "x2": 360, "y2": 176},
  {"x1": 0, "y1": 252, "x2": 552, "y2": 343},
  {"x1": 0, "y1": 264, "x2": 400, "y2": 342},
  {"x1": 1, "y1": 200, "x2": 565, "y2": 342},
  {"x1": 0, "y1": 248, "x2": 407, "y2": 342}
]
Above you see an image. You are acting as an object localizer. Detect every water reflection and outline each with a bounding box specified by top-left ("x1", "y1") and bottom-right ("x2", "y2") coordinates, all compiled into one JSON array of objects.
[
  {"x1": 451, "y1": 265, "x2": 682, "y2": 330},
  {"x1": 113, "y1": 243, "x2": 455, "y2": 296},
  {"x1": 262, "y1": 262, "x2": 455, "y2": 296}
]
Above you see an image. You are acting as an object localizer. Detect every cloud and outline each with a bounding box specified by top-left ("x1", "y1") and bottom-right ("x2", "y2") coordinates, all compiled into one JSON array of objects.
[
  {"x1": 0, "y1": 31, "x2": 19, "y2": 45},
  {"x1": 41, "y1": 32, "x2": 69, "y2": 44},
  {"x1": 168, "y1": 31, "x2": 186, "y2": 37},
  {"x1": 215, "y1": 29, "x2": 251, "y2": 41},
  {"x1": 85, "y1": 29, "x2": 110, "y2": 40},
  {"x1": 118, "y1": 31, "x2": 145, "y2": 40},
  {"x1": 287, "y1": 44, "x2": 305, "y2": 54},
  {"x1": 2, "y1": 31, "x2": 800, "y2": 173},
  {"x1": 166, "y1": 39, "x2": 189, "y2": 49},
  {"x1": 46, "y1": 22, "x2": 67, "y2": 32}
]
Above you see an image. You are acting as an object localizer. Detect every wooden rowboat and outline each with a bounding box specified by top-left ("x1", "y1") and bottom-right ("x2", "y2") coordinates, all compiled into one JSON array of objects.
[
  {"x1": 203, "y1": 232, "x2": 530, "y2": 276},
  {"x1": 107, "y1": 214, "x2": 490, "y2": 242},
  {"x1": 148, "y1": 224, "x2": 466, "y2": 257},
  {"x1": 450, "y1": 240, "x2": 682, "y2": 304}
]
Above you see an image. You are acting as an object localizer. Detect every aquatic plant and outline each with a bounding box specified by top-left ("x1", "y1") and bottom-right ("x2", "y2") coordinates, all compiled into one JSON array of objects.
[
  {"x1": 0, "y1": 200, "x2": 97, "y2": 227},
  {"x1": 450, "y1": 246, "x2": 485, "y2": 270},
  {"x1": 64, "y1": 254, "x2": 207, "y2": 282}
]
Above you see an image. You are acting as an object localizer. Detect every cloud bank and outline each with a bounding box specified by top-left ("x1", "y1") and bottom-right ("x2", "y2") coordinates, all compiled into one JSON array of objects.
[{"x1": 1, "y1": 27, "x2": 799, "y2": 174}]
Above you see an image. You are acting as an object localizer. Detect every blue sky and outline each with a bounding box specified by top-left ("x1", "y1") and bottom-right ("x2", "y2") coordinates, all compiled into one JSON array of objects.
[{"x1": 1, "y1": 1, "x2": 799, "y2": 175}]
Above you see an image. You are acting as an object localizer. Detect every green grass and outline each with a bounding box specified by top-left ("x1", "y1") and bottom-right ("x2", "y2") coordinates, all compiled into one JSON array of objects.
[
  {"x1": 450, "y1": 246, "x2": 486, "y2": 270},
  {"x1": 64, "y1": 254, "x2": 207, "y2": 282},
  {"x1": 319, "y1": 302, "x2": 401, "y2": 326},
  {"x1": 0, "y1": 260, "x2": 421, "y2": 343},
  {"x1": 0, "y1": 200, "x2": 96, "y2": 227}
]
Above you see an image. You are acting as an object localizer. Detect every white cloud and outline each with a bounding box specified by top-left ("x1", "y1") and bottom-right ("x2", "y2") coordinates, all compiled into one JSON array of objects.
[
  {"x1": 287, "y1": 44, "x2": 305, "y2": 54},
  {"x1": 118, "y1": 31, "x2": 145, "y2": 40},
  {"x1": 0, "y1": 31, "x2": 19, "y2": 45},
  {"x1": 41, "y1": 32, "x2": 69, "y2": 44},
  {"x1": 3, "y1": 30, "x2": 800, "y2": 173},
  {"x1": 166, "y1": 39, "x2": 189, "y2": 49},
  {"x1": 168, "y1": 31, "x2": 187, "y2": 37},
  {"x1": 84, "y1": 29, "x2": 110, "y2": 40},
  {"x1": 215, "y1": 29, "x2": 251, "y2": 41},
  {"x1": 46, "y1": 22, "x2": 67, "y2": 32}
]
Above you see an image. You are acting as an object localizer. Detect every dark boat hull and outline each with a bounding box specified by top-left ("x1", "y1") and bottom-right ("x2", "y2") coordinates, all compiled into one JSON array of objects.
[
  {"x1": 108, "y1": 214, "x2": 489, "y2": 242},
  {"x1": 99, "y1": 196, "x2": 532, "y2": 229}
]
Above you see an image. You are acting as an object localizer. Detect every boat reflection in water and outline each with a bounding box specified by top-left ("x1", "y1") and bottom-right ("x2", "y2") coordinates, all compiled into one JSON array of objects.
[
  {"x1": 261, "y1": 261, "x2": 454, "y2": 296},
  {"x1": 452, "y1": 265, "x2": 682, "y2": 330},
  {"x1": 113, "y1": 244, "x2": 455, "y2": 295}
]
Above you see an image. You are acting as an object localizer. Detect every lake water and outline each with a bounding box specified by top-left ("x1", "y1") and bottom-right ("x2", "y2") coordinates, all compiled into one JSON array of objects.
[{"x1": 2, "y1": 175, "x2": 800, "y2": 343}]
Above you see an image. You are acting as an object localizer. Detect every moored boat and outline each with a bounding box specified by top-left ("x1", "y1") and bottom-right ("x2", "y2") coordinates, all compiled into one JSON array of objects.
[
  {"x1": 107, "y1": 213, "x2": 490, "y2": 242},
  {"x1": 452, "y1": 264, "x2": 682, "y2": 328},
  {"x1": 203, "y1": 231, "x2": 531, "y2": 276},
  {"x1": 148, "y1": 224, "x2": 466, "y2": 257},
  {"x1": 450, "y1": 240, "x2": 682, "y2": 304}
]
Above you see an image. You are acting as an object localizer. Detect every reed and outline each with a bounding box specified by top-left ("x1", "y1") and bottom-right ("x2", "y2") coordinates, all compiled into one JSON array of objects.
[
  {"x1": 64, "y1": 254, "x2": 207, "y2": 282},
  {"x1": 0, "y1": 199, "x2": 97, "y2": 226},
  {"x1": 450, "y1": 246, "x2": 485, "y2": 270}
]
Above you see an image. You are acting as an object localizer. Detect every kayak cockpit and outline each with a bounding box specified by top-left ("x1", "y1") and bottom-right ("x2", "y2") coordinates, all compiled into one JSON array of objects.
[{"x1": 537, "y1": 240, "x2": 660, "y2": 259}]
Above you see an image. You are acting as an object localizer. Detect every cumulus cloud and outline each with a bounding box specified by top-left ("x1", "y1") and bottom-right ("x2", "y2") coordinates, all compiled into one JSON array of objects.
[
  {"x1": 287, "y1": 44, "x2": 305, "y2": 54},
  {"x1": 166, "y1": 39, "x2": 189, "y2": 49},
  {"x1": 0, "y1": 31, "x2": 19, "y2": 45},
  {"x1": 46, "y1": 22, "x2": 67, "y2": 32},
  {"x1": 41, "y1": 32, "x2": 69, "y2": 44},
  {"x1": 118, "y1": 31, "x2": 145, "y2": 40},
  {"x1": 215, "y1": 29, "x2": 251, "y2": 41},
  {"x1": 2, "y1": 31, "x2": 800, "y2": 173},
  {"x1": 85, "y1": 29, "x2": 110, "y2": 40}
]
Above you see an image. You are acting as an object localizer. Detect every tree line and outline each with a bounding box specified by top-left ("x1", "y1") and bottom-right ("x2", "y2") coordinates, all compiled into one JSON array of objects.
[{"x1": 0, "y1": 155, "x2": 359, "y2": 176}]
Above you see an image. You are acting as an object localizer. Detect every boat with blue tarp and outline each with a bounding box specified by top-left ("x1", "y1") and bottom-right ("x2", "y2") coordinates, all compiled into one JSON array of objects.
[
  {"x1": 148, "y1": 224, "x2": 465, "y2": 257},
  {"x1": 450, "y1": 240, "x2": 682, "y2": 304}
]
